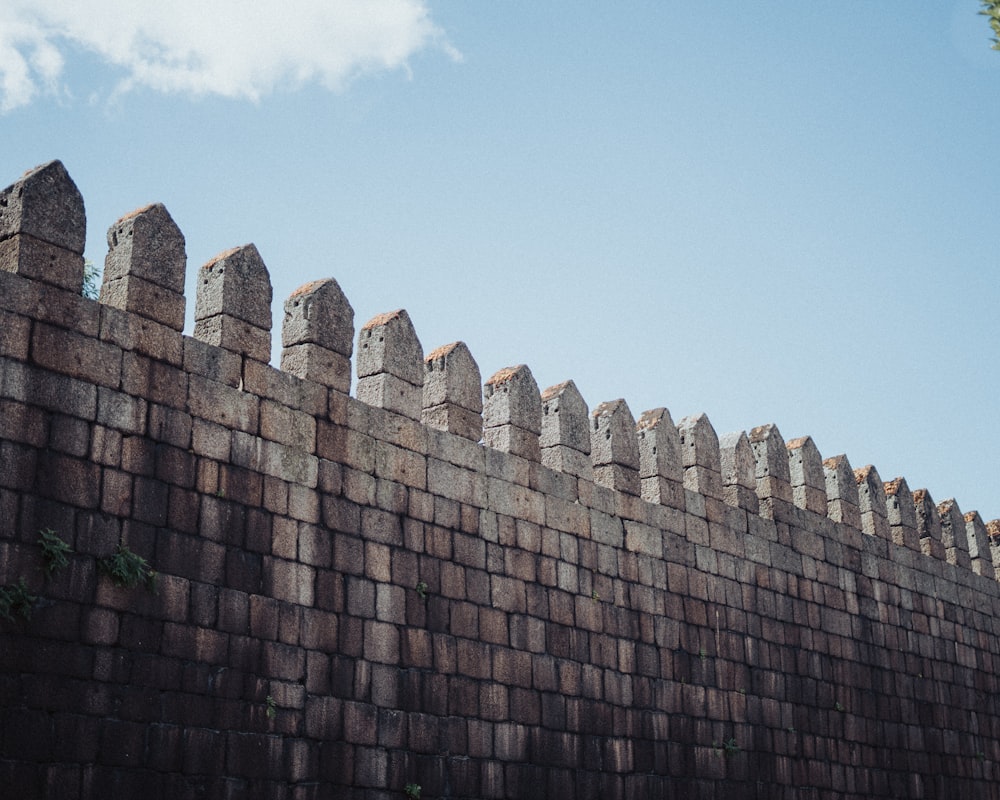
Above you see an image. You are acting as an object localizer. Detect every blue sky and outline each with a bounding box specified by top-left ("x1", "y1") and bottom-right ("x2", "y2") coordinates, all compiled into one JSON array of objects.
[{"x1": 3, "y1": 2, "x2": 999, "y2": 521}]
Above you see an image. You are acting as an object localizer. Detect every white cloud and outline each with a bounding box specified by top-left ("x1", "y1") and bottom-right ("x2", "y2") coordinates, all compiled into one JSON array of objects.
[{"x1": 0, "y1": 0, "x2": 456, "y2": 111}]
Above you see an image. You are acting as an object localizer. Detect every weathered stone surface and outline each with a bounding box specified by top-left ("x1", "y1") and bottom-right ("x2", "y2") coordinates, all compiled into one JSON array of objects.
[
  {"x1": 988, "y1": 519, "x2": 1000, "y2": 576},
  {"x1": 0, "y1": 235, "x2": 83, "y2": 291},
  {"x1": 100, "y1": 274, "x2": 186, "y2": 331},
  {"x1": 102, "y1": 203, "x2": 186, "y2": 292},
  {"x1": 483, "y1": 365, "x2": 541, "y2": 462},
  {"x1": 193, "y1": 244, "x2": 272, "y2": 361},
  {"x1": 538, "y1": 380, "x2": 590, "y2": 479},
  {"x1": 422, "y1": 341, "x2": 483, "y2": 442},
  {"x1": 719, "y1": 431, "x2": 758, "y2": 512},
  {"x1": 423, "y1": 342, "x2": 482, "y2": 412},
  {"x1": 823, "y1": 454, "x2": 860, "y2": 530},
  {"x1": 677, "y1": 413, "x2": 722, "y2": 500},
  {"x1": 749, "y1": 423, "x2": 793, "y2": 511},
  {"x1": 636, "y1": 407, "x2": 684, "y2": 510},
  {"x1": 854, "y1": 465, "x2": 889, "y2": 540},
  {"x1": 280, "y1": 343, "x2": 351, "y2": 393},
  {"x1": 785, "y1": 436, "x2": 826, "y2": 516},
  {"x1": 913, "y1": 489, "x2": 945, "y2": 560},
  {"x1": 282, "y1": 278, "x2": 355, "y2": 356},
  {"x1": 881, "y1": 477, "x2": 917, "y2": 551},
  {"x1": 591, "y1": 399, "x2": 639, "y2": 496},
  {"x1": 356, "y1": 309, "x2": 422, "y2": 383},
  {"x1": 938, "y1": 498, "x2": 971, "y2": 570},
  {"x1": 0, "y1": 160, "x2": 86, "y2": 253},
  {"x1": 964, "y1": 511, "x2": 995, "y2": 580},
  {"x1": 539, "y1": 381, "x2": 588, "y2": 450}
]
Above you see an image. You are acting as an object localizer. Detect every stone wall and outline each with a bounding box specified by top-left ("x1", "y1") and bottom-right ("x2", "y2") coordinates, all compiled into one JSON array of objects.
[{"x1": 2, "y1": 160, "x2": 999, "y2": 799}]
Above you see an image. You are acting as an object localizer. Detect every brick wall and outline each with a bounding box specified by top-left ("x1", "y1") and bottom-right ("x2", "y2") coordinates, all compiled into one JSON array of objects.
[{"x1": 2, "y1": 161, "x2": 1000, "y2": 799}]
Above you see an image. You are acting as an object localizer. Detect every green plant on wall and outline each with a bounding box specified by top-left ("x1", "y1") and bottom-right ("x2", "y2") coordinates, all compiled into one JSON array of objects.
[
  {"x1": 404, "y1": 783, "x2": 422, "y2": 799},
  {"x1": 82, "y1": 258, "x2": 101, "y2": 300},
  {"x1": 99, "y1": 543, "x2": 157, "y2": 590},
  {"x1": 713, "y1": 737, "x2": 740, "y2": 756},
  {"x1": 37, "y1": 528, "x2": 73, "y2": 579},
  {"x1": 982, "y1": 1, "x2": 1000, "y2": 50},
  {"x1": 0, "y1": 579, "x2": 36, "y2": 622}
]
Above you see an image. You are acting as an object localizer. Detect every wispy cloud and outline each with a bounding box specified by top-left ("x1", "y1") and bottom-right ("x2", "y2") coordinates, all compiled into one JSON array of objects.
[{"x1": 0, "y1": 0, "x2": 456, "y2": 112}]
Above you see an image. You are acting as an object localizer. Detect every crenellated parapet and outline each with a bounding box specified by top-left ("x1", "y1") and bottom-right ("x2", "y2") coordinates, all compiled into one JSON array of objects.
[
  {"x1": 4, "y1": 159, "x2": 1000, "y2": 798},
  {"x1": 3, "y1": 161, "x2": 998, "y2": 582}
]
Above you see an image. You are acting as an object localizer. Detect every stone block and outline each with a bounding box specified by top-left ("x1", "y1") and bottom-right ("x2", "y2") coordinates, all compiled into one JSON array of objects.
[
  {"x1": 357, "y1": 309, "x2": 423, "y2": 385},
  {"x1": 749, "y1": 423, "x2": 793, "y2": 509},
  {"x1": 963, "y1": 511, "x2": 995, "y2": 580},
  {"x1": 100, "y1": 275, "x2": 185, "y2": 331},
  {"x1": 913, "y1": 489, "x2": 945, "y2": 561},
  {"x1": 423, "y1": 341, "x2": 482, "y2": 429},
  {"x1": 192, "y1": 314, "x2": 271, "y2": 363},
  {"x1": 591, "y1": 400, "x2": 640, "y2": 495},
  {"x1": 677, "y1": 414, "x2": 722, "y2": 500},
  {"x1": 32, "y1": 322, "x2": 121, "y2": 388},
  {"x1": 356, "y1": 372, "x2": 422, "y2": 420},
  {"x1": 280, "y1": 343, "x2": 352, "y2": 393},
  {"x1": 483, "y1": 364, "x2": 542, "y2": 434},
  {"x1": 937, "y1": 498, "x2": 971, "y2": 570},
  {"x1": 0, "y1": 161, "x2": 84, "y2": 289},
  {"x1": 720, "y1": 430, "x2": 759, "y2": 513},
  {"x1": 483, "y1": 424, "x2": 541, "y2": 463},
  {"x1": 823, "y1": 454, "x2": 861, "y2": 530},
  {"x1": 0, "y1": 235, "x2": 83, "y2": 291},
  {"x1": 883, "y1": 476, "x2": 918, "y2": 551},
  {"x1": 786, "y1": 435, "x2": 827, "y2": 516},
  {"x1": 194, "y1": 243, "x2": 272, "y2": 328},
  {"x1": 282, "y1": 278, "x2": 354, "y2": 355},
  {"x1": 183, "y1": 336, "x2": 241, "y2": 386},
  {"x1": 855, "y1": 464, "x2": 889, "y2": 541}
]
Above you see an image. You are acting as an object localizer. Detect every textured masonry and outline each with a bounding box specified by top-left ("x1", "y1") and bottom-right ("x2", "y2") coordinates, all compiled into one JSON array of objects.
[{"x1": 2, "y1": 160, "x2": 1000, "y2": 799}]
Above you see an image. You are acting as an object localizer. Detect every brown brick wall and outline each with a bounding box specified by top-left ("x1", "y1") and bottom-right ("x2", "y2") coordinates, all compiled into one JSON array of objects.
[{"x1": 3, "y1": 168, "x2": 1000, "y2": 798}]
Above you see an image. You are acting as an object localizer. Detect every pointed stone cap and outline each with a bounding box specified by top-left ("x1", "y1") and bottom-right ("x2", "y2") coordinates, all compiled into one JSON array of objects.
[
  {"x1": 677, "y1": 413, "x2": 722, "y2": 500},
  {"x1": 195, "y1": 244, "x2": 272, "y2": 328},
  {"x1": 282, "y1": 278, "x2": 354, "y2": 356},
  {"x1": 103, "y1": 203, "x2": 186, "y2": 292},
  {"x1": 749, "y1": 424, "x2": 793, "y2": 505},
  {"x1": 986, "y1": 520, "x2": 1000, "y2": 575},
  {"x1": 0, "y1": 160, "x2": 85, "y2": 254},
  {"x1": 356, "y1": 309, "x2": 424, "y2": 418},
  {"x1": 854, "y1": 465, "x2": 889, "y2": 539},
  {"x1": 483, "y1": 365, "x2": 542, "y2": 434},
  {"x1": 720, "y1": 431, "x2": 759, "y2": 512},
  {"x1": 357, "y1": 309, "x2": 423, "y2": 383},
  {"x1": 100, "y1": 203, "x2": 187, "y2": 330},
  {"x1": 193, "y1": 244, "x2": 273, "y2": 361},
  {"x1": 823, "y1": 455, "x2": 860, "y2": 529},
  {"x1": 636, "y1": 408, "x2": 682, "y2": 481},
  {"x1": 591, "y1": 399, "x2": 640, "y2": 495},
  {"x1": 483, "y1": 364, "x2": 542, "y2": 461},
  {"x1": 540, "y1": 381, "x2": 590, "y2": 452},
  {"x1": 280, "y1": 279, "x2": 355, "y2": 392},
  {"x1": 964, "y1": 511, "x2": 995, "y2": 579},
  {"x1": 786, "y1": 436, "x2": 827, "y2": 515},
  {"x1": 913, "y1": 489, "x2": 945, "y2": 560},
  {"x1": 0, "y1": 160, "x2": 86, "y2": 290},
  {"x1": 424, "y1": 342, "x2": 482, "y2": 412},
  {"x1": 636, "y1": 407, "x2": 685, "y2": 510},
  {"x1": 422, "y1": 342, "x2": 483, "y2": 441},
  {"x1": 938, "y1": 499, "x2": 971, "y2": 570},
  {"x1": 538, "y1": 380, "x2": 591, "y2": 478},
  {"x1": 884, "y1": 477, "x2": 918, "y2": 551}
]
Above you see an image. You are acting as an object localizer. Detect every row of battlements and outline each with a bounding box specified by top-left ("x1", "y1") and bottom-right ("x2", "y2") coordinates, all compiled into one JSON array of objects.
[{"x1": 3, "y1": 160, "x2": 998, "y2": 584}]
